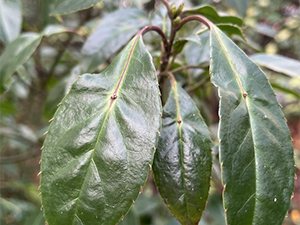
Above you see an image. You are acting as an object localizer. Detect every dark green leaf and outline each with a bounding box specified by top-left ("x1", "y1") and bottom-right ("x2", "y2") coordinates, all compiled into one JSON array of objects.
[
  {"x1": 80, "y1": 8, "x2": 148, "y2": 72},
  {"x1": 0, "y1": 0, "x2": 22, "y2": 44},
  {"x1": 216, "y1": 24, "x2": 245, "y2": 39},
  {"x1": 41, "y1": 34, "x2": 162, "y2": 225},
  {"x1": 185, "y1": 5, "x2": 243, "y2": 27},
  {"x1": 223, "y1": 0, "x2": 248, "y2": 17},
  {"x1": 153, "y1": 81, "x2": 212, "y2": 225},
  {"x1": 251, "y1": 53, "x2": 300, "y2": 78},
  {"x1": 210, "y1": 25, "x2": 294, "y2": 225},
  {"x1": 0, "y1": 33, "x2": 42, "y2": 93},
  {"x1": 50, "y1": 0, "x2": 102, "y2": 15},
  {"x1": 173, "y1": 34, "x2": 201, "y2": 55}
]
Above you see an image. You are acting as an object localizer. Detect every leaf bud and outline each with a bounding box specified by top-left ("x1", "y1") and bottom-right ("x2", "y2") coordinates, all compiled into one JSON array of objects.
[
  {"x1": 177, "y1": 4, "x2": 184, "y2": 16},
  {"x1": 173, "y1": 16, "x2": 181, "y2": 27},
  {"x1": 171, "y1": 5, "x2": 177, "y2": 18}
]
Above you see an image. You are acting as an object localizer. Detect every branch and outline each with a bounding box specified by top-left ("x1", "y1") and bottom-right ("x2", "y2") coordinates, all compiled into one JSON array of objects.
[
  {"x1": 140, "y1": 26, "x2": 169, "y2": 54},
  {"x1": 176, "y1": 15, "x2": 213, "y2": 31},
  {"x1": 160, "y1": 0, "x2": 173, "y2": 19}
]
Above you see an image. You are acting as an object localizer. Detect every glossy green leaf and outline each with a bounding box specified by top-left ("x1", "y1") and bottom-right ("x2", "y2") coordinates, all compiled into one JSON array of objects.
[
  {"x1": 80, "y1": 8, "x2": 148, "y2": 72},
  {"x1": 210, "y1": 25, "x2": 294, "y2": 225},
  {"x1": 153, "y1": 81, "x2": 212, "y2": 225},
  {"x1": 0, "y1": 0, "x2": 22, "y2": 44},
  {"x1": 185, "y1": 5, "x2": 243, "y2": 27},
  {"x1": 0, "y1": 33, "x2": 42, "y2": 93},
  {"x1": 251, "y1": 53, "x2": 300, "y2": 78},
  {"x1": 224, "y1": 0, "x2": 248, "y2": 17},
  {"x1": 49, "y1": 0, "x2": 102, "y2": 15},
  {"x1": 40, "y1": 34, "x2": 162, "y2": 225}
]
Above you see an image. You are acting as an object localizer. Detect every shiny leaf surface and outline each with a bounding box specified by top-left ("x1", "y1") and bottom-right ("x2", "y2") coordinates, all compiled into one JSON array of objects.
[
  {"x1": 49, "y1": 0, "x2": 102, "y2": 15},
  {"x1": 210, "y1": 25, "x2": 294, "y2": 225},
  {"x1": 81, "y1": 8, "x2": 148, "y2": 72},
  {"x1": 0, "y1": 0, "x2": 22, "y2": 44},
  {"x1": 251, "y1": 53, "x2": 300, "y2": 78},
  {"x1": 153, "y1": 81, "x2": 212, "y2": 225},
  {"x1": 41, "y1": 34, "x2": 162, "y2": 225}
]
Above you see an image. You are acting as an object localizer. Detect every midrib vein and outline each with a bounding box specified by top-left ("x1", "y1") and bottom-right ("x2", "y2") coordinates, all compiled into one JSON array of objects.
[
  {"x1": 212, "y1": 27, "x2": 258, "y2": 224},
  {"x1": 173, "y1": 84, "x2": 191, "y2": 221},
  {"x1": 212, "y1": 27, "x2": 246, "y2": 97},
  {"x1": 71, "y1": 34, "x2": 141, "y2": 224}
]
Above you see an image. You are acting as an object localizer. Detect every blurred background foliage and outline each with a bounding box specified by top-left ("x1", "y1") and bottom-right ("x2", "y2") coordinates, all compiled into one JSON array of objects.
[{"x1": 0, "y1": 0, "x2": 299, "y2": 224}]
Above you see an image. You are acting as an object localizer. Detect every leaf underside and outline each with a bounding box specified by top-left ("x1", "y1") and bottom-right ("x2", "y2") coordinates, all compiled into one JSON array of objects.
[
  {"x1": 153, "y1": 81, "x2": 212, "y2": 225},
  {"x1": 210, "y1": 26, "x2": 294, "y2": 225},
  {"x1": 41, "y1": 35, "x2": 162, "y2": 225}
]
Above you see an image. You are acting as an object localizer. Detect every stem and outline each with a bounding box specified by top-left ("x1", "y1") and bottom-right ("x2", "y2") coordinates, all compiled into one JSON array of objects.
[
  {"x1": 176, "y1": 15, "x2": 212, "y2": 31},
  {"x1": 160, "y1": 0, "x2": 173, "y2": 19},
  {"x1": 140, "y1": 26, "x2": 169, "y2": 54}
]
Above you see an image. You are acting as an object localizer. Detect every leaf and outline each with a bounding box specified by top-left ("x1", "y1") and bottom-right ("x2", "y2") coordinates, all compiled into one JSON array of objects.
[
  {"x1": 40, "y1": 34, "x2": 162, "y2": 225},
  {"x1": 173, "y1": 34, "x2": 201, "y2": 54},
  {"x1": 80, "y1": 8, "x2": 148, "y2": 72},
  {"x1": 0, "y1": 33, "x2": 42, "y2": 93},
  {"x1": 216, "y1": 24, "x2": 245, "y2": 39},
  {"x1": 223, "y1": 0, "x2": 248, "y2": 17},
  {"x1": 0, "y1": 0, "x2": 22, "y2": 44},
  {"x1": 210, "y1": 25, "x2": 294, "y2": 225},
  {"x1": 0, "y1": 25, "x2": 69, "y2": 94},
  {"x1": 251, "y1": 53, "x2": 300, "y2": 78},
  {"x1": 49, "y1": 0, "x2": 102, "y2": 15},
  {"x1": 153, "y1": 80, "x2": 212, "y2": 225},
  {"x1": 185, "y1": 5, "x2": 243, "y2": 27}
]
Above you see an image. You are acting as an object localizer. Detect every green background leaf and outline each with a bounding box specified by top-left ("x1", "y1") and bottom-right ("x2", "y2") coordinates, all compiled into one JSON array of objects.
[
  {"x1": 251, "y1": 53, "x2": 300, "y2": 78},
  {"x1": 49, "y1": 0, "x2": 102, "y2": 15},
  {"x1": 210, "y1": 26, "x2": 294, "y2": 225},
  {"x1": 41, "y1": 35, "x2": 162, "y2": 225},
  {"x1": 0, "y1": 0, "x2": 22, "y2": 44},
  {"x1": 80, "y1": 8, "x2": 148, "y2": 72},
  {"x1": 153, "y1": 81, "x2": 212, "y2": 225},
  {"x1": 0, "y1": 33, "x2": 42, "y2": 93}
]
